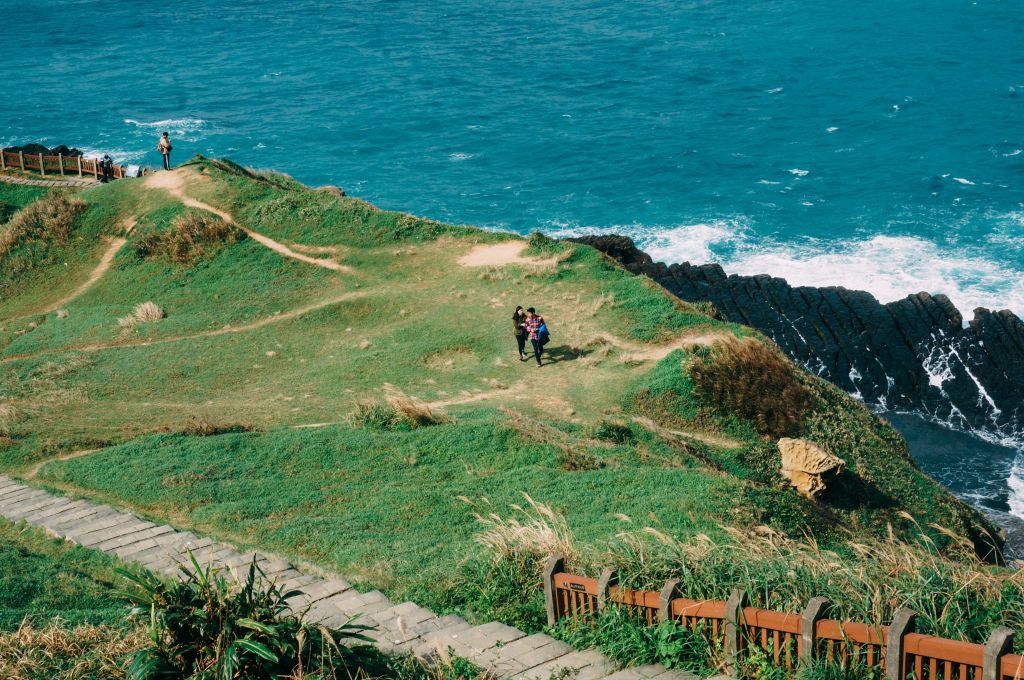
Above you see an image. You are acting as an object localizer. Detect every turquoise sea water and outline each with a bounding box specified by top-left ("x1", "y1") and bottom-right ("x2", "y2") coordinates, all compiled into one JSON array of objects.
[{"x1": 2, "y1": 1, "x2": 1023, "y2": 541}]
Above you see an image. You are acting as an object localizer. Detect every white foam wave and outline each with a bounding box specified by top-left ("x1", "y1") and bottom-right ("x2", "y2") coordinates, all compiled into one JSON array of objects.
[
  {"x1": 788, "y1": 168, "x2": 809, "y2": 177},
  {"x1": 1008, "y1": 455, "x2": 1024, "y2": 519},
  {"x1": 952, "y1": 177, "x2": 976, "y2": 185},
  {"x1": 79, "y1": 147, "x2": 147, "y2": 163},
  {"x1": 448, "y1": 152, "x2": 475, "y2": 162},
  {"x1": 826, "y1": 126, "x2": 839, "y2": 133},
  {"x1": 547, "y1": 222, "x2": 1024, "y2": 317},
  {"x1": 549, "y1": 220, "x2": 741, "y2": 265},
  {"x1": 124, "y1": 117, "x2": 207, "y2": 131}
]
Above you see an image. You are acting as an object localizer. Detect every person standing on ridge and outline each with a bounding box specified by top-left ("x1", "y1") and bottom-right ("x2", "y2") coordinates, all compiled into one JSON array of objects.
[
  {"x1": 524, "y1": 307, "x2": 547, "y2": 367},
  {"x1": 157, "y1": 132, "x2": 172, "y2": 170},
  {"x1": 513, "y1": 306, "x2": 528, "y2": 361}
]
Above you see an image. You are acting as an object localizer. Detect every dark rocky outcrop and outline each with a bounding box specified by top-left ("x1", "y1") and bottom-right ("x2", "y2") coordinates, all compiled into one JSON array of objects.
[
  {"x1": 570, "y1": 235, "x2": 1024, "y2": 444},
  {"x1": 2, "y1": 144, "x2": 83, "y2": 157}
]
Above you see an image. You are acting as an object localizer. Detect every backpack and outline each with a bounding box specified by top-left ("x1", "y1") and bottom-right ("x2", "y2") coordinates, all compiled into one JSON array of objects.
[{"x1": 538, "y1": 323, "x2": 550, "y2": 347}]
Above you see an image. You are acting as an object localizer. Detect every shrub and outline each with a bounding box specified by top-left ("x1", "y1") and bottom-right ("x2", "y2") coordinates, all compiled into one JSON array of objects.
[
  {"x1": 178, "y1": 416, "x2": 253, "y2": 437},
  {"x1": 0, "y1": 193, "x2": 87, "y2": 260},
  {"x1": 134, "y1": 210, "x2": 244, "y2": 264},
  {"x1": 118, "y1": 554, "x2": 375, "y2": 680},
  {"x1": 688, "y1": 336, "x2": 814, "y2": 438},
  {"x1": 350, "y1": 387, "x2": 450, "y2": 431}
]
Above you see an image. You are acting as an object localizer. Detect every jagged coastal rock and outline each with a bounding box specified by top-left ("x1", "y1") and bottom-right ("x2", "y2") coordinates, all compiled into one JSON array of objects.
[
  {"x1": 2, "y1": 143, "x2": 83, "y2": 157},
  {"x1": 569, "y1": 235, "x2": 1024, "y2": 445}
]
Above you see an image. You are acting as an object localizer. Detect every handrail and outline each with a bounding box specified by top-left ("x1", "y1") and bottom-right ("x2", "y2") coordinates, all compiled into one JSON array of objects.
[
  {"x1": 0, "y1": 149, "x2": 148, "y2": 180},
  {"x1": 544, "y1": 562, "x2": 1021, "y2": 680}
]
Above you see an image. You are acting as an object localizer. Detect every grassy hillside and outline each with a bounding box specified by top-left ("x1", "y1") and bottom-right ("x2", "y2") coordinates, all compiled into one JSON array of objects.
[{"x1": 0, "y1": 160, "x2": 1003, "y2": 632}]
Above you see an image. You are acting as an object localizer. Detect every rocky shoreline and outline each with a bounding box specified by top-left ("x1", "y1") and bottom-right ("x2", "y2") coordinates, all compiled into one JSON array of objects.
[{"x1": 569, "y1": 235, "x2": 1024, "y2": 447}]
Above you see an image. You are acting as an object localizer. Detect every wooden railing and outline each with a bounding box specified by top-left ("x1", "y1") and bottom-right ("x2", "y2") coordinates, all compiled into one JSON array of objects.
[
  {"x1": 543, "y1": 557, "x2": 1021, "y2": 680},
  {"x1": 0, "y1": 149, "x2": 145, "y2": 180}
]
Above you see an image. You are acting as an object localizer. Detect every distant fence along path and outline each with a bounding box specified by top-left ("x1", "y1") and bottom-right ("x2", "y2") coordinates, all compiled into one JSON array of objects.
[
  {"x1": 545, "y1": 557, "x2": 1024, "y2": 680},
  {"x1": 0, "y1": 149, "x2": 149, "y2": 181}
]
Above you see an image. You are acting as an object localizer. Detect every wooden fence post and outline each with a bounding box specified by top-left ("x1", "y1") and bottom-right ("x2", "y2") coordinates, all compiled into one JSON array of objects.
[
  {"x1": 77, "y1": 155, "x2": 82, "y2": 177},
  {"x1": 799, "y1": 597, "x2": 830, "y2": 667},
  {"x1": 58, "y1": 153, "x2": 65, "y2": 176},
  {"x1": 725, "y1": 588, "x2": 748, "y2": 674},
  {"x1": 983, "y1": 627, "x2": 1014, "y2": 680},
  {"x1": 596, "y1": 568, "x2": 617, "y2": 612},
  {"x1": 92, "y1": 158, "x2": 98, "y2": 179},
  {"x1": 885, "y1": 607, "x2": 917, "y2": 680},
  {"x1": 39, "y1": 153, "x2": 45, "y2": 176},
  {"x1": 0, "y1": 150, "x2": 5, "y2": 170},
  {"x1": 543, "y1": 555, "x2": 565, "y2": 627},
  {"x1": 658, "y1": 578, "x2": 680, "y2": 623},
  {"x1": 19, "y1": 151, "x2": 25, "y2": 170}
]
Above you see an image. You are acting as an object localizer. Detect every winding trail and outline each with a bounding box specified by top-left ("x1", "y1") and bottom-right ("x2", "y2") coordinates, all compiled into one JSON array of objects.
[
  {"x1": 39, "y1": 219, "x2": 136, "y2": 315},
  {"x1": 0, "y1": 291, "x2": 366, "y2": 364},
  {"x1": 145, "y1": 171, "x2": 351, "y2": 272},
  {"x1": 24, "y1": 448, "x2": 101, "y2": 480},
  {"x1": 587, "y1": 330, "x2": 731, "y2": 362}
]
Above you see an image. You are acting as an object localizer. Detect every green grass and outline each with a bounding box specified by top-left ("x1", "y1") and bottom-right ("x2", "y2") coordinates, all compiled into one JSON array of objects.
[
  {"x1": 0, "y1": 518, "x2": 128, "y2": 631},
  {"x1": 0, "y1": 158, "x2": 1007, "y2": 649}
]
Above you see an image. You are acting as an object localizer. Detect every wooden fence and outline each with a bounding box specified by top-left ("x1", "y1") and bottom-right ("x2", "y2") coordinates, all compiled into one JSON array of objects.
[
  {"x1": 543, "y1": 557, "x2": 1023, "y2": 680},
  {"x1": 0, "y1": 149, "x2": 144, "y2": 180}
]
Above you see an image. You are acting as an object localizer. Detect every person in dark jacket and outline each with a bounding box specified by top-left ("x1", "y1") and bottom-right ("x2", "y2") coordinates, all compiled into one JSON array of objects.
[{"x1": 513, "y1": 306, "x2": 528, "y2": 361}]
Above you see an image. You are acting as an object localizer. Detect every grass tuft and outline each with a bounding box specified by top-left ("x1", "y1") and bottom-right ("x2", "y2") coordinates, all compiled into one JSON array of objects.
[
  {"x1": 134, "y1": 209, "x2": 244, "y2": 264},
  {"x1": 0, "y1": 193, "x2": 87, "y2": 261},
  {"x1": 0, "y1": 619, "x2": 144, "y2": 680},
  {"x1": 350, "y1": 386, "x2": 450, "y2": 431},
  {"x1": 117, "y1": 302, "x2": 165, "y2": 335}
]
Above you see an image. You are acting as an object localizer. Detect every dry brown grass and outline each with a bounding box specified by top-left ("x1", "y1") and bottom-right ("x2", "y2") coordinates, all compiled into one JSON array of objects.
[
  {"x1": 0, "y1": 619, "x2": 145, "y2": 679},
  {"x1": 688, "y1": 335, "x2": 814, "y2": 438},
  {"x1": 135, "y1": 209, "x2": 244, "y2": 264},
  {"x1": 0, "y1": 193, "x2": 87, "y2": 260},
  {"x1": 350, "y1": 385, "x2": 451, "y2": 430},
  {"x1": 117, "y1": 301, "x2": 165, "y2": 335},
  {"x1": 463, "y1": 493, "x2": 581, "y2": 579},
  {"x1": 0, "y1": 402, "x2": 17, "y2": 437}
]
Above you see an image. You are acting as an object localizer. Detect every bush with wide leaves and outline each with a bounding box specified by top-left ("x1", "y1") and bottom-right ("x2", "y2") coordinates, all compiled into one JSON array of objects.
[{"x1": 117, "y1": 552, "x2": 374, "y2": 679}]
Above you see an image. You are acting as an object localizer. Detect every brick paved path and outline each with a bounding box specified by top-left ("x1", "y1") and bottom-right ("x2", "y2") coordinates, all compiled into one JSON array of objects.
[{"x1": 0, "y1": 475, "x2": 697, "y2": 680}]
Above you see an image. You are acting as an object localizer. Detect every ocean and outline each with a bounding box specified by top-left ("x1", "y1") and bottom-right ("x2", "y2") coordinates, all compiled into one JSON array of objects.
[{"x1": 2, "y1": 0, "x2": 1022, "y2": 543}]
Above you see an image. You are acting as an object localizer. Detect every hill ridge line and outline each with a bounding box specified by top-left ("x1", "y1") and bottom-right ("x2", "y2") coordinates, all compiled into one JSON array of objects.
[
  {"x1": 0, "y1": 475, "x2": 695, "y2": 680},
  {"x1": 145, "y1": 170, "x2": 352, "y2": 272}
]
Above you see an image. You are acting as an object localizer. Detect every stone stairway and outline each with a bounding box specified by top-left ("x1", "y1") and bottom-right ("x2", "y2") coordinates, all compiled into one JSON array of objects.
[
  {"x1": 0, "y1": 173, "x2": 99, "y2": 188},
  {"x1": 0, "y1": 475, "x2": 696, "y2": 680}
]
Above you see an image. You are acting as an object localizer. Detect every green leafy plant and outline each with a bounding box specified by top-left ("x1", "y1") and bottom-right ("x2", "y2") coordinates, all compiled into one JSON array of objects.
[
  {"x1": 550, "y1": 607, "x2": 718, "y2": 675},
  {"x1": 117, "y1": 553, "x2": 374, "y2": 679}
]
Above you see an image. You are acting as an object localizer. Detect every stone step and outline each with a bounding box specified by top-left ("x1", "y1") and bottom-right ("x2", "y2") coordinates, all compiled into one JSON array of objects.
[{"x1": 513, "y1": 649, "x2": 616, "y2": 680}]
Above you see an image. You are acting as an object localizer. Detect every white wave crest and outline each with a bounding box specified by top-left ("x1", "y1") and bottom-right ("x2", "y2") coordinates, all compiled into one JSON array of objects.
[
  {"x1": 547, "y1": 221, "x2": 1024, "y2": 317},
  {"x1": 952, "y1": 177, "x2": 976, "y2": 185},
  {"x1": 124, "y1": 117, "x2": 207, "y2": 132},
  {"x1": 788, "y1": 168, "x2": 809, "y2": 177},
  {"x1": 1008, "y1": 455, "x2": 1024, "y2": 519}
]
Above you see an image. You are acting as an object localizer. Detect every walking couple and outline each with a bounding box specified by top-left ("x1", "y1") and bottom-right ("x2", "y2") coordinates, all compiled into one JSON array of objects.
[{"x1": 513, "y1": 307, "x2": 549, "y2": 367}]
